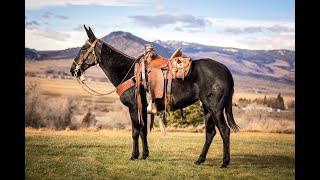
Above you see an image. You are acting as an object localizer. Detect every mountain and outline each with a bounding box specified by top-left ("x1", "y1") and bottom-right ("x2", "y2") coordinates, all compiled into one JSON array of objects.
[
  {"x1": 155, "y1": 40, "x2": 295, "y2": 84},
  {"x1": 25, "y1": 31, "x2": 171, "y2": 60},
  {"x1": 101, "y1": 31, "x2": 172, "y2": 58},
  {"x1": 25, "y1": 31, "x2": 295, "y2": 84},
  {"x1": 25, "y1": 48, "x2": 47, "y2": 60},
  {"x1": 155, "y1": 40, "x2": 294, "y2": 67}
]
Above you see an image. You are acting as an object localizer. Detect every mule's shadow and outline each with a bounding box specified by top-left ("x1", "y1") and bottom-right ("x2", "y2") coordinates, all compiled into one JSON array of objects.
[
  {"x1": 203, "y1": 154, "x2": 294, "y2": 168},
  {"x1": 150, "y1": 153, "x2": 294, "y2": 168}
]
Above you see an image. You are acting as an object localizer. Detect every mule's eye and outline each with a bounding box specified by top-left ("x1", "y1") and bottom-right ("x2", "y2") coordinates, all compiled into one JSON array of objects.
[{"x1": 81, "y1": 45, "x2": 89, "y2": 51}]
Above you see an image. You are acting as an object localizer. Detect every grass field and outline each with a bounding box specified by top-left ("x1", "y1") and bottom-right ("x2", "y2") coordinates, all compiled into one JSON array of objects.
[{"x1": 25, "y1": 129, "x2": 295, "y2": 179}]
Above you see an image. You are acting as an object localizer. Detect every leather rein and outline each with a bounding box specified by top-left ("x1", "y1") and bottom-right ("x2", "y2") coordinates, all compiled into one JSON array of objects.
[{"x1": 73, "y1": 38, "x2": 138, "y2": 96}]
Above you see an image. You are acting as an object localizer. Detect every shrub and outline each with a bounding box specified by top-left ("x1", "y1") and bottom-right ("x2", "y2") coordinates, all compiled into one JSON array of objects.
[
  {"x1": 25, "y1": 81, "x2": 46, "y2": 128},
  {"x1": 238, "y1": 98, "x2": 251, "y2": 106},
  {"x1": 287, "y1": 100, "x2": 295, "y2": 109},
  {"x1": 25, "y1": 80, "x2": 77, "y2": 130},
  {"x1": 81, "y1": 111, "x2": 97, "y2": 128},
  {"x1": 253, "y1": 93, "x2": 286, "y2": 110},
  {"x1": 168, "y1": 101, "x2": 204, "y2": 127},
  {"x1": 44, "y1": 97, "x2": 77, "y2": 130}
]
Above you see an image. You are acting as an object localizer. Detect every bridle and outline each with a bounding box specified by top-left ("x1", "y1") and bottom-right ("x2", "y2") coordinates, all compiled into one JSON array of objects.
[
  {"x1": 72, "y1": 38, "x2": 140, "y2": 96},
  {"x1": 73, "y1": 38, "x2": 99, "y2": 78}
]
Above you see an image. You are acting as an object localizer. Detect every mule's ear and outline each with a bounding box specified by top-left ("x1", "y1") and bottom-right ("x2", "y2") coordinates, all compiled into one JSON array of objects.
[
  {"x1": 84, "y1": 25, "x2": 91, "y2": 39},
  {"x1": 87, "y1": 26, "x2": 96, "y2": 42}
]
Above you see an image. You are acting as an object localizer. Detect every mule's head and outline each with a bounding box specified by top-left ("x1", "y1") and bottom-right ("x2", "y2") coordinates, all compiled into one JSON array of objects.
[{"x1": 70, "y1": 25, "x2": 103, "y2": 79}]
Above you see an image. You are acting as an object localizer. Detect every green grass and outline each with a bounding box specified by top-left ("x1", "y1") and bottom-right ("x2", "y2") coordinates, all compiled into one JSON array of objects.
[{"x1": 26, "y1": 129, "x2": 294, "y2": 179}]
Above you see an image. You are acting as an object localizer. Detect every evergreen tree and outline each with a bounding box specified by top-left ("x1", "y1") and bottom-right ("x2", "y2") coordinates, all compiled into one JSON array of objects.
[{"x1": 274, "y1": 93, "x2": 285, "y2": 110}]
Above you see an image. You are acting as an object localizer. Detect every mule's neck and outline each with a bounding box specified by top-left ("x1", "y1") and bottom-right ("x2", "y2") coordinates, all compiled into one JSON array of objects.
[{"x1": 99, "y1": 43, "x2": 135, "y2": 87}]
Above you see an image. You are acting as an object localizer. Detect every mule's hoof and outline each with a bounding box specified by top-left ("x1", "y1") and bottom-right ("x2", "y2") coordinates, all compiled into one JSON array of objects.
[
  {"x1": 130, "y1": 157, "x2": 139, "y2": 161},
  {"x1": 194, "y1": 160, "x2": 204, "y2": 165},
  {"x1": 220, "y1": 163, "x2": 228, "y2": 168},
  {"x1": 141, "y1": 156, "x2": 148, "y2": 160}
]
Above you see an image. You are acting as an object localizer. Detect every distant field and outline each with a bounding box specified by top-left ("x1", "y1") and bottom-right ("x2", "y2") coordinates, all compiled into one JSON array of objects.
[
  {"x1": 25, "y1": 76, "x2": 119, "y2": 109},
  {"x1": 25, "y1": 129, "x2": 295, "y2": 179},
  {"x1": 233, "y1": 92, "x2": 294, "y2": 106},
  {"x1": 25, "y1": 76, "x2": 294, "y2": 108},
  {"x1": 25, "y1": 59, "x2": 295, "y2": 96}
]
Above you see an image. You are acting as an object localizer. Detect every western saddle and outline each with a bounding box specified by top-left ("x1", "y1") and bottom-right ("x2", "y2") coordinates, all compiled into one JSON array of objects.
[{"x1": 116, "y1": 44, "x2": 192, "y2": 123}]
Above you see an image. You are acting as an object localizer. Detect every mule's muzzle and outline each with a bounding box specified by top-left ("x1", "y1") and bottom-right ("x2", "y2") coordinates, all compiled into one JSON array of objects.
[
  {"x1": 71, "y1": 68, "x2": 81, "y2": 78},
  {"x1": 70, "y1": 59, "x2": 82, "y2": 78}
]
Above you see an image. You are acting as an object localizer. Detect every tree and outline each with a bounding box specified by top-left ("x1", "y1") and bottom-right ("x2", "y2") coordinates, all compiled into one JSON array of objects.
[{"x1": 274, "y1": 93, "x2": 285, "y2": 110}]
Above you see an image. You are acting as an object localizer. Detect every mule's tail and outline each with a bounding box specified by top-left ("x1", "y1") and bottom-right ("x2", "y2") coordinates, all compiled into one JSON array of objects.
[{"x1": 225, "y1": 78, "x2": 240, "y2": 132}]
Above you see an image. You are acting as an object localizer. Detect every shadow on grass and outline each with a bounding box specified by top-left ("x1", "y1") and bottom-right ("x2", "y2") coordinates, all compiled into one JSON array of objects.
[
  {"x1": 230, "y1": 154, "x2": 294, "y2": 168},
  {"x1": 161, "y1": 154, "x2": 295, "y2": 168}
]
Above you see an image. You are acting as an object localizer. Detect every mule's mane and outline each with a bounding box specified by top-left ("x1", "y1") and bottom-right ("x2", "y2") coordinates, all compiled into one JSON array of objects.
[{"x1": 102, "y1": 40, "x2": 136, "y2": 60}]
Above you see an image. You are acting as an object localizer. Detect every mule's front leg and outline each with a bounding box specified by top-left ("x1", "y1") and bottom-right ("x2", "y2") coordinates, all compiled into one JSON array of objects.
[
  {"x1": 140, "y1": 113, "x2": 149, "y2": 160},
  {"x1": 129, "y1": 107, "x2": 140, "y2": 160},
  {"x1": 139, "y1": 91, "x2": 149, "y2": 160}
]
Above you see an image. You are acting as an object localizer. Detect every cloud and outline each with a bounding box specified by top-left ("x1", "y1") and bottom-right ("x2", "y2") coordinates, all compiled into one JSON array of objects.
[
  {"x1": 73, "y1": 24, "x2": 84, "y2": 31},
  {"x1": 223, "y1": 25, "x2": 293, "y2": 35},
  {"x1": 41, "y1": 11, "x2": 68, "y2": 20},
  {"x1": 266, "y1": 25, "x2": 292, "y2": 32},
  {"x1": 26, "y1": 20, "x2": 40, "y2": 28},
  {"x1": 129, "y1": 14, "x2": 211, "y2": 28},
  {"x1": 207, "y1": 17, "x2": 294, "y2": 29},
  {"x1": 187, "y1": 29, "x2": 202, "y2": 33},
  {"x1": 33, "y1": 29, "x2": 71, "y2": 41},
  {"x1": 154, "y1": 0, "x2": 167, "y2": 12},
  {"x1": 243, "y1": 26, "x2": 262, "y2": 33},
  {"x1": 26, "y1": 0, "x2": 151, "y2": 9},
  {"x1": 42, "y1": 11, "x2": 53, "y2": 18},
  {"x1": 55, "y1": 14, "x2": 69, "y2": 20},
  {"x1": 25, "y1": 28, "x2": 87, "y2": 50},
  {"x1": 173, "y1": 27, "x2": 183, "y2": 32},
  {"x1": 237, "y1": 34, "x2": 295, "y2": 50},
  {"x1": 223, "y1": 28, "x2": 242, "y2": 35}
]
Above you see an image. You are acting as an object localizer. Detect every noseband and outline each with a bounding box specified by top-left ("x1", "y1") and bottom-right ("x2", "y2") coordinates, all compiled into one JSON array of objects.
[{"x1": 73, "y1": 38, "x2": 99, "y2": 77}]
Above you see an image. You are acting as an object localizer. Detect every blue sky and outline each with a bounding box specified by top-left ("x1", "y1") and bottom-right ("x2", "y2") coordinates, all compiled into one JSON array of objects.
[{"x1": 25, "y1": 0, "x2": 295, "y2": 51}]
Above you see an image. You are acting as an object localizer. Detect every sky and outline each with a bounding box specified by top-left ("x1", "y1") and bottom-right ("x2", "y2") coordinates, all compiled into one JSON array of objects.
[{"x1": 25, "y1": 0, "x2": 295, "y2": 51}]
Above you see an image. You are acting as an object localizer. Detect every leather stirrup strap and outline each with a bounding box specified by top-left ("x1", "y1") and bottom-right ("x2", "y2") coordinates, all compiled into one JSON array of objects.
[
  {"x1": 166, "y1": 61, "x2": 173, "y2": 113},
  {"x1": 166, "y1": 72, "x2": 173, "y2": 113}
]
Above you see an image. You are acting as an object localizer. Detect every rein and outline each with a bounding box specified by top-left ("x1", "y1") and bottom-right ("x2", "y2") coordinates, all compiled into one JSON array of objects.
[{"x1": 73, "y1": 39, "x2": 141, "y2": 96}]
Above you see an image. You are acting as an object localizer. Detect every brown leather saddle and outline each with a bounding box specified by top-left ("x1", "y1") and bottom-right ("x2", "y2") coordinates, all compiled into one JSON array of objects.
[{"x1": 135, "y1": 44, "x2": 192, "y2": 115}]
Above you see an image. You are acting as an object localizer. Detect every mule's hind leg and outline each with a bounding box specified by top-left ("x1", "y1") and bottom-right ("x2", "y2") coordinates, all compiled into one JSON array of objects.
[
  {"x1": 195, "y1": 106, "x2": 216, "y2": 165},
  {"x1": 214, "y1": 111, "x2": 231, "y2": 168},
  {"x1": 129, "y1": 107, "x2": 140, "y2": 160}
]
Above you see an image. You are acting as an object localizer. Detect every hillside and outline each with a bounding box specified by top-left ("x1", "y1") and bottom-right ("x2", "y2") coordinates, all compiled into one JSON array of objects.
[{"x1": 155, "y1": 40, "x2": 295, "y2": 84}]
